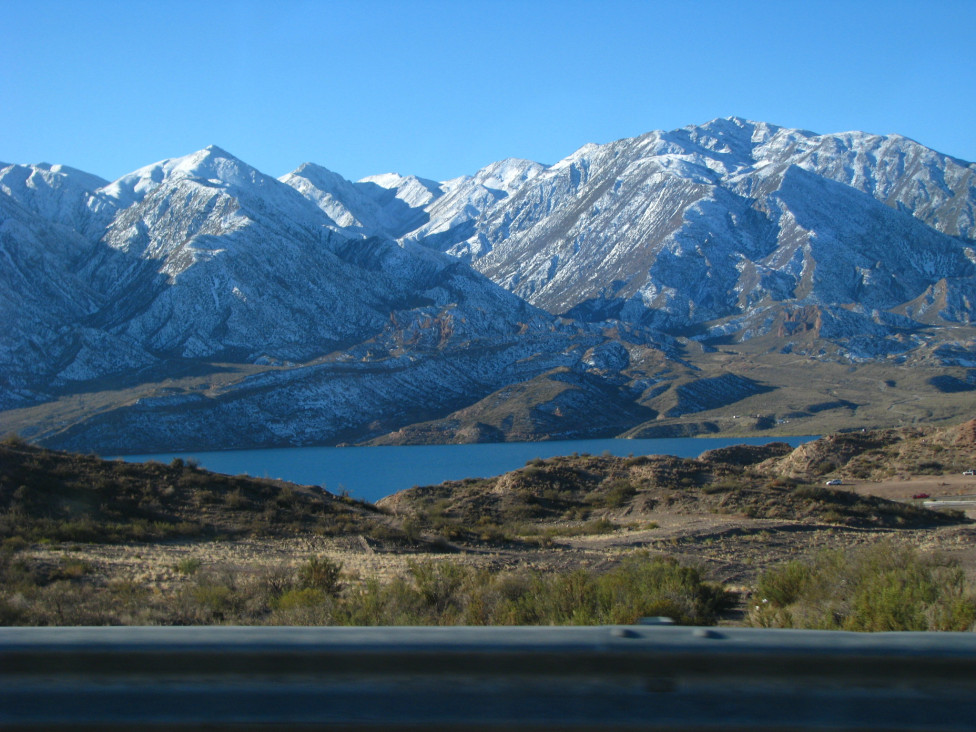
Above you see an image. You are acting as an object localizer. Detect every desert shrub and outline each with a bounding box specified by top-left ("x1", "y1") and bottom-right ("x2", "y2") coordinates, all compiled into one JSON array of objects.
[
  {"x1": 176, "y1": 571, "x2": 253, "y2": 624},
  {"x1": 269, "y1": 589, "x2": 334, "y2": 625},
  {"x1": 583, "y1": 518, "x2": 616, "y2": 534},
  {"x1": 748, "y1": 542, "x2": 976, "y2": 631},
  {"x1": 541, "y1": 518, "x2": 617, "y2": 538},
  {"x1": 190, "y1": 582, "x2": 238, "y2": 622},
  {"x1": 0, "y1": 594, "x2": 27, "y2": 624},
  {"x1": 592, "y1": 554, "x2": 730, "y2": 625},
  {"x1": 401, "y1": 517, "x2": 423, "y2": 542},
  {"x1": 274, "y1": 587, "x2": 327, "y2": 611},
  {"x1": 174, "y1": 557, "x2": 203, "y2": 575},
  {"x1": 753, "y1": 560, "x2": 812, "y2": 607},
  {"x1": 1, "y1": 536, "x2": 29, "y2": 554},
  {"x1": 336, "y1": 576, "x2": 428, "y2": 626},
  {"x1": 473, "y1": 521, "x2": 511, "y2": 543},
  {"x1": 562, "y1": 506, "x2": 590, "y2": 521},
  {"x1": 702, "y1": 479, "x2": 742, "y2": 494},
  {"x1": 495, "y1": 554, "x2": 729, "y2": 626},
  {"x1": 593, "y1": 480, "x2": 636, "y2": 508},
  {"x1": 407, "y1": 560, "x2": 469, "y2": 616},
  {"x1": 298, "y1": 556, "x2": 343, "y2": 596},
  {"x1": 224, "y1": 490, "x2": 247, "y2": 509},
  {"x1": 811, "y1": 460, "x2": 836, "y2": 476},
  {"x1": 330, "y1": 554, "x2": 729, "y2": 627},
  {"x1": 0, "y1": 550, "x2": 731, "y2": 627},
  {"x1": 51, "y1": 558, "x2": 92, "y2": 580},
  {"x1": 1, "y1": 433, "x2": 27, "y2": 447}
]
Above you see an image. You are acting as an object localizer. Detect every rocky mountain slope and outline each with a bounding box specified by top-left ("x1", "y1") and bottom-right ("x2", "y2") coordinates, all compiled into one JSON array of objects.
[
  {"x1": 0, "y1": 146, "x2": 643, "y2": 451},
  {"x1": 2, "y1": 119, "x2": 976, "y2": 452},
  {"x1": 281, "y1": 117, "x2": 976, "y2": 363},
  {"x1": 416, "y1": 119, "x2": 976, "y2": 349}
]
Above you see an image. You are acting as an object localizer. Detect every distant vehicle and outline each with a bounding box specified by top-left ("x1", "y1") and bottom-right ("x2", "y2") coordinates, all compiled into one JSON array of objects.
[
  {"x1": 825, "y1": 479, "x2": 843, "y2": 486},
  {"x1": 963, "y1": 470, "x2": 975, "y2": 476},
  {"x1": 913, "y1": 493, "x2": 930, "y2": 500}
]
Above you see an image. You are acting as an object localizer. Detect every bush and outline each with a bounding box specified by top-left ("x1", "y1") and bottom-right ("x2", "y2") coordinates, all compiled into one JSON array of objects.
[
  {"x1": 748, "y1": 542, "x2": 976, "y2": 631},
  {"x1": 595, "y1": 480, "x2": 636, "y2": 508},
  {"x1": 175, "y1": 557, "x2": 203, "y2": 575},
  {"x1": 0, "y1": 548, "x2": 734, "y2": 627},
  {"x1": 275, "y1": 587, "x2": 327, "y2": 611},
  {"x1": 298, "y1": 556, "x2": 343, "y2": 595}
]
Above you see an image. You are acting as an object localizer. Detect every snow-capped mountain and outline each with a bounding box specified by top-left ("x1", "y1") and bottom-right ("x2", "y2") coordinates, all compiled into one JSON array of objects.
[
  {"x1": 0, "y1": 145, "x2": 624, "y2": 450},
  {"x1": 399, "y1": 158, "x2": 548, "y2": 251},
  {"x1": 279, "y1": 158, "x2": 546, "y2": 244},
  {"x1": 3, "y1": 118, "x2": 976, "y2": 453},
  {"x1": 287, "y1": 117, "x2": 975, "y2": 348},
  {"x1": 416, "y1": 118, "x2": 976, "y2": 340},
  {"x1": 280, "y1": 164, "x2": 442, "y2": 239}
]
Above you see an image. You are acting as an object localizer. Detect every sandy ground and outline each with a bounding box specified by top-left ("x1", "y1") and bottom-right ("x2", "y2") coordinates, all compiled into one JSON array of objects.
[{"x1": 851, "y1": 473, "x2": 976, "y2": 503}]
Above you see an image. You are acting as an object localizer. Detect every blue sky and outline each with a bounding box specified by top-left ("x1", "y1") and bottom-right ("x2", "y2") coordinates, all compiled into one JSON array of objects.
[{"x1": 2, "y1": 0, "x2": 974, "y2": 183}]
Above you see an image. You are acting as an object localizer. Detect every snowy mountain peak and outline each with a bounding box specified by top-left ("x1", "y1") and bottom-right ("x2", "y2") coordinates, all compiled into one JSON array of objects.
[
  {"x1": 280, "y1": 162, "x2": 373, "y2": 231},
  {"x1": 550, "y1": 142, "x2": 602, "y2": 170},
  {"x1": 100, "y1": 145, "x2": 268, "y2": 207},
  {"x1": 471, "y1": 158, "x2": 548, "y2": 191},
  {"x1": 432, "y1": 117, "x2": 976, "y2": 339},
  {"x1": 289, "y1": 161, "x2": 340, "y2": 179},
  {"x1": 0, "y1": 160, "x2": 109, "y2": 225},
  {"x1": 4, "y1": 118, "x2": 976, "y2": 452},
  {"x1": 0, "y1": 161, "x2": 108, "y2": 194},
  {"x1": 159, "y1": 145, "x2": 266, "y2": 188},
  {"x1": 357, "y1": 172, "x2": 443, "y2": 209},
  {"x1": 33, "y1": 162, "x2": 109, "y2": 188}
]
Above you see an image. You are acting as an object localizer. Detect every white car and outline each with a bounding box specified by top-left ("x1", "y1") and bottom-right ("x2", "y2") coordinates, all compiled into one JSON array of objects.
[{"x1": 825, "y1": 479, "x2": 843, "y2": 486}]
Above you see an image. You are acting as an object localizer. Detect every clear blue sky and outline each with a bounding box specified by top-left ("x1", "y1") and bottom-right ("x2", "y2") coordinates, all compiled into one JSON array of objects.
[{"x1": 2, "y1": 0, "x2": 974, "y2": 183}]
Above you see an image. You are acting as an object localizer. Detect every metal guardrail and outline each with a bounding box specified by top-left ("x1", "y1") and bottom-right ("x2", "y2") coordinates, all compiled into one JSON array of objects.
[{"x1": 2, "y1": 625, "x2": 976, "y2": 730}]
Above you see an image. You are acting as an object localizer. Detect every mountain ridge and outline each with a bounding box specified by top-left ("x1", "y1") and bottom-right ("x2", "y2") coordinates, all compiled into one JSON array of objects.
[{"x1": 2, "y1": 118, "x2": 976, "y2": 452}]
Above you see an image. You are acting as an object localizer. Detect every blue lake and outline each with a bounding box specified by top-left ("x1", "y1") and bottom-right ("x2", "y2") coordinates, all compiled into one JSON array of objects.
[{"x1": 121, "y1": 436, "x2": 817, "y2": 504}]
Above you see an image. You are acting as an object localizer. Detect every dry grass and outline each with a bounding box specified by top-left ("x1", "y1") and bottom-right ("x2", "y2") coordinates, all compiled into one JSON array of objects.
[{"x1": 3, "y1": 422, "x2": 976, "y2": 627}]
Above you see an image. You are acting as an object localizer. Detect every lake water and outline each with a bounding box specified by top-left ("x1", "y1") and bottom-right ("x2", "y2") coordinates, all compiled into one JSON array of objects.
[{"x1": 121, "y1": 436, "x2": 817, "y2": 504}]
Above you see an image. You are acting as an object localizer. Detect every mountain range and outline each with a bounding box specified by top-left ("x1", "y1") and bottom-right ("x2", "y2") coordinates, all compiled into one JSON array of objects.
[{"x1": 2, "y1": 117, "x2": 975, "y2": 453}]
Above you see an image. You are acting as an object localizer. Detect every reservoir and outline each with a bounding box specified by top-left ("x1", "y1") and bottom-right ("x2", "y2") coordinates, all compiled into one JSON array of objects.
[{"x1": 122, "y1": 436, "x2": 816, "y2": 504}]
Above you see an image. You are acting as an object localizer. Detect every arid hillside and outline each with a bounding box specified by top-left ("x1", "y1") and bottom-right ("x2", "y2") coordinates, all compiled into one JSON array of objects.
[{"x1": 2, "y1": 423, "x2": 976, "y2": 626}]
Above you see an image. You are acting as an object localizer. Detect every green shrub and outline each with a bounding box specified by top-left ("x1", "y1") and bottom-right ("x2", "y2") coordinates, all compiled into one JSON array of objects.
[
  {"x1": 583, "y1": 518, "x2": 616, "y2": 534},
  {"x1": 0, "y1": 549, "x2": 734, "y2": 628},
  {"x1": 298, "y1": 556, "x2": 343, "y2": 595},
  {"x1": 595, "y1": 480, "x2": 636, "y2": 508},
  {"x1": 175, "y1": 557, "x2": 203, "y2": 575},
  {"x1": 749, "y1": 542, "x2": 976, "y2": 631},
  {"x1": 755, "y1": 560, "x2": 812, "y2": 607},
  {"x1": 274, "y1": 587, "x2": 327, "y2": 611},
  {"x1": 1, "y1": 536, "x2": 29, "y2": 554},
  {"x1": 52, "y1": 559, "x2": 92, "y2": 580}
]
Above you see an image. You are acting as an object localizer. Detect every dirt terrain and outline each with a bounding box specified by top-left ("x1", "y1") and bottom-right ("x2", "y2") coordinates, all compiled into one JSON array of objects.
[
  {"x1": 5, "y1": 420, "x2": 976, "y2": 625},
  {"x1": 23, "y1": 469, "x2": 974, "y2": 627}
]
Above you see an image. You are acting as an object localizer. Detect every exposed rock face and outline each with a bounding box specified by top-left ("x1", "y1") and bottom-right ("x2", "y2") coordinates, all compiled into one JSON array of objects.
[
  {"x1": 426, "y1": 119, "x2": 976, "y2": 343},
  {"x1": 302, "y1": 117, "x2": 976, "y2": 359},
  {"x1": 0, "y1": 147, "x2": 635, "y2": 450},
  {"x1": 3, "y1": 119, "x2": 976, "y2": 452}
]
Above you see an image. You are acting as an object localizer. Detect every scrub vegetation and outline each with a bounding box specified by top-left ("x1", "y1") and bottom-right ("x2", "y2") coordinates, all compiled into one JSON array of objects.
[
  {"x1": 0, "y1": 552, "x2": 729, "y2": 627},
  {"x1": 748, "y1": 541, "x2": 976, "y2": 631},
  {"x1": 2, "y1": 422, "x2": 976, "y2": 629}
]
